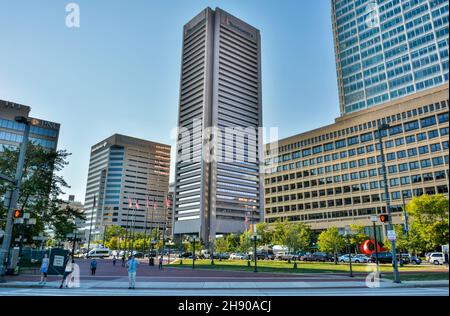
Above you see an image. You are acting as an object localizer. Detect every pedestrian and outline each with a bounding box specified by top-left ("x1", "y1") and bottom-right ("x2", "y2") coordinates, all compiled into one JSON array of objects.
[
  {"x1": 59, "y1": 256, "x2": 74, "y2": 288},
  {"x1": 158, "y1": 255, "x2": 163, "y2": 270},
  {"x1": 39, "y1": 253, "x2": 49, "y2": 285},
  {"x1": 90, "y1": 258, "x2": 97, "y2": 275},
  {"x1": 126, "y1": 255, "x2": 139, "y2": 289},
  {"x1": 121, "y1": 255, "x2": 126, "y2": 267},
  {"x1": 112, "y1": 255, "x2": 117, "y2": 266}
]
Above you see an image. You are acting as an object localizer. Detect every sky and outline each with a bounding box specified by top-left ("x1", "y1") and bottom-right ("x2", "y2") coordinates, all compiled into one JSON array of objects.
[{"x1": 0, "y1": 0, "x2": 340, "y2": 202}]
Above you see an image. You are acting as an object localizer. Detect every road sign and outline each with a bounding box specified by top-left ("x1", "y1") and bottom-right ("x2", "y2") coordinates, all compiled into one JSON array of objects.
[
  {"x1": 53, "y1": 255, "x2": 65, "y2": 267},
  {"x1": 387, "y1": 230, "x2": 396, "y2": 241}
]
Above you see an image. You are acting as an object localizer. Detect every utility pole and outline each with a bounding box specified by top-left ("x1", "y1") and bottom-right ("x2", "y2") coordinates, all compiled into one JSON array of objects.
[
  {"x1": 378, "y1": 123, "x2": 401, "y2": 283},
  {"x1": 401, "y1": 192, "x2": 409, "y2": 236},
  {"x1": 0, "y1": 117, "x2": 31, "y2": 278},
  {"x1": 86, "y1": 194, "x2": 97, "y2": 255}
]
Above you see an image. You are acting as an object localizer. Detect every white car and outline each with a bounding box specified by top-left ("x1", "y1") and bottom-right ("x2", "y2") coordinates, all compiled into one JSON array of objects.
[
  {"x1": 428, "y1": 252, "x2": 445, "y2": 265},
  {"x1": 85, "y1": 248, "x2": 111, "y2": 258},
  {"x1": 338, "y1": 254, "x2": 369, "y2": 263},
  {"x1": 229, "y1": 253, "x2": 248, "y2": 260}
]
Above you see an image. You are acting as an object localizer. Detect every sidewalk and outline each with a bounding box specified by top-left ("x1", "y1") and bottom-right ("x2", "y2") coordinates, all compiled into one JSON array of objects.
[{"x1": 0, "y1": 279, "x2": 447, "y2": 290}]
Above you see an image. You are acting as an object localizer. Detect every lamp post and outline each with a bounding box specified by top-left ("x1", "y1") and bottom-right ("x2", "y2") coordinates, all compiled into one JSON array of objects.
[
  {"x1": 251, "y1": 233, "x2": 260, "y2": 273},
  {"x1": 189, "y1": 236, "x2": 198, "y2": 269},
  {"x1": 344, "y1": 225, "x2": 353, "y2": 278},
  {"x1": 166, "y1": 240, "x2": 174, "y2": 265},
  {"x1": 377, "y1": 123, "x2": 401, "y2": 283},
  {"x1": 401, "y1": 192, "x2": 409, "y2": 236},
  {"x1": 149, "y1": 239, "x2": 157, "y2": 266},
  {"x1": 0, "y1": 116, "x2": 32, "y2": 278},
  {"x1": 370, "y1": 215, "x2": 380, "y2": 277}
]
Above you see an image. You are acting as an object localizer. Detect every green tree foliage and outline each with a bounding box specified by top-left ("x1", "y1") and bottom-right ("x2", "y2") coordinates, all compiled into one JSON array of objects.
[
  {"x1": 285, "y1": 222, "x2": 312, "y2": 252},
  {"x1": 317, "y1": 227, "x2": 346, "y2": 255},
  {"x1": 272, "y1": 220, "x2": 289, "y2": 246},
  {"x1": 406, "y1": 194, "x2": 449, "y2": 251},
  {"x1": 214, "y1": 237, "x2": 228, "y2": 254},
  {"x1": 238, "y1": 231, "x2": 252, "y2": 254},
  {"x1": 0, "y1": 143, "x2": 84, "y2": 241},
  {"x1": 104, "y1": 225, "x2": 126, "y2": 240},
  {"x1": 226, "y1": 233, "x2": 239, "y2": 252},
  {"x1": 256, "y1": 222, "x2": 273, "y2": 246},
  {"x1": 349, "y1": 224, "x2": 369, "y2": 252}
]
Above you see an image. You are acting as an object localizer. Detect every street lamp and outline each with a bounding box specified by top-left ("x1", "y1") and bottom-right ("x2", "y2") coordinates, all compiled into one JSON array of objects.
[
  {"x1": 377, "y1": 123, "x2": 401, "y2": 283},
  {"x1": 343, "y1": 226, "x2": 354, "y2": 278},
  {"x1": 370, "y1": 215, "x2": 380, "y2": 276},
  {"x1": 166, "y1": 240, "x2": 174, "y2": 265},
  {"x1": 149, "y1": 239, "x2": 157, "y2": 266},
  {"x1": 189, "y1": 236, "x2": 199, "y2": 269},
  {"x1": 251, "y1": 233, "x2": 261, "y2": 273}
]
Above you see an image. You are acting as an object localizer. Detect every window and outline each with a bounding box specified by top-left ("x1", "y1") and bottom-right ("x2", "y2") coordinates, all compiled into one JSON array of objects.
[
  {"x1": 438, "y1": 112, "x2": 449, "y2": 124},
  {"x1": 432, "y1": 156, "x2": 444, "y2": 166},
  {"x1": 411, "y1": 174, "x2": 422, "y2": 183},
  {"x1": 419, "y1": 145, "x2": 429, "y2": 155},
  {"x1": 406, "y1": 135, "x2": 416, "y2": 143},
  {"x1": 407, "y1": 148, "x2": 418, "y2": 157},
  {"x1": 368, "y1": 156, "x2": 376, "y2": 164},
  {"x1": 428, "y1": 130, "x2": 439, "y2": 139},
  {"x1": 348, "y1": 149, "x2": 357, "y2": 156},
  {"x1": 420, "y1": 159, "x2": 432, "y2": 168},
  {"x1": 441, "y1": 127, "x2": 449, "y2": 136},
  {"x1": 391, "y1": 191, "x2": 401, "y2": 200},
  {"x1": 348, "y1": 136, "x2": 359, "y2": 146},
  {"x1": 423, "y1": 172, "x2": 433, "y2": 181},
  {"x1": 430, "y1": 143, "x2": 441, "y2": 152},
  {"x1": 409, "y1": 161, "x2": 420, "y2": 170},
  {"x1": 420, "y1": 115, "x2": 437, "y2": 127},
  {"x1": 395, "y1": 138, "x2": 405, "y2": 146},
  {"x1": 397, "y1": 150, "x2": 407, "y2": 159},
  {"x1": 324, "y1": 142, "x2": 334, "y2": 151},
  {"x1": 387, "y1": 152, "x2": 396, "y2": 161},
  {"x1": 366, "y1": 144, "x2": 375, "y2": 152},
  {"x1": 400, "y1": 176, "x2": 410, "y2": 185},
  {"x1": 435, "y1": 170, "x2": 446, "y2": 180},
  {"x1": 390, "y1": 178, "x2": 400, "y2": 187},
  {"x1": 404, "y1": 120, "x2": 419, "y2": 131},
  {"x1": 369, "y1": 169, "x2": 377, "y2": 177},
  {"x1": 361, "y1": 132, "x2": 373, "y2": 142},
  {"x1": 398, "y1": 163, "x2": 408, "y2": 172},
  {"x1": 389, "y1": 124, "x2": 403, "y2": 135},
  {"x1": 417, "y1": 132, "x2": 427, "y2": 141},
  {"x1": 388, "y1": 165, "x2": 398, "y2": 174}
]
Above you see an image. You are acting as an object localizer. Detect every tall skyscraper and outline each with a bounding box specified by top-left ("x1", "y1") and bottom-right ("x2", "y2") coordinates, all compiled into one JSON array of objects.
[
  {"x1": 332, "y1": 0, "x2": 449, "y2": 115},
  {"x1": 173, "y1": 7, "x2": 263, "y2": 243},
  {"x1": 82, "y1": 134, "x2": 171, "y2": 243},
  {"x1": 1, "y1": 100, "x2": 60, "y2": 152}
]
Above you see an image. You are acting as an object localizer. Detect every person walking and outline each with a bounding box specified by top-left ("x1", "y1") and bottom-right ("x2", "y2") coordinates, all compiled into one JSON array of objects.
[
  {"x1": 121, "y1": 255, "x2": 126, "y2": 267},
  {"x1": 126, "y1": 255, "x2": 139, "y2": 289},
  {"x1": 90, "y1": 258, "x2": 97, "y2": 275},
  {"x1": 112, "y1": 255, "x2": 117, "y2": 266},
  {"x1": 59, "y1": 256, "x2": 74, "y2": 288},
  {"x1": 39, "y1": 253, "x2": 49, "y2": 285},
  {"x1": 158, "y1": 255, "x2": 163, "y2": 270}
]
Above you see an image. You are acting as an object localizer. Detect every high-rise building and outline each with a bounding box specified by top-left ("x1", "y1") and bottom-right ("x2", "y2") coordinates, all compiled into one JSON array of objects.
[
  {"x1": 82, "y1": 134, "x2": 171, "y2": 243},
  {"x1": 173, "y1": 7, "x2": 263, "y2": 243},
  {"x1": 1, "y1": 100, "x2": 60, "y2": 152},
  {"x1": 264, "y1": 85, "x2": 448, "y2": 236},
  {"x1": 332, "y1": 0, "x2": 449, "y2": 116}
]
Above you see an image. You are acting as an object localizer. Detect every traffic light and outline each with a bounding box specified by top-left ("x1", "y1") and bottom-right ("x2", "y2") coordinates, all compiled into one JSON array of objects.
[
  {"x1": 379, "y1": 214, "x2": 389, "y2": 223},
  {"x1": 13, "y1": 209, "x2": 23, "y2": 219}
]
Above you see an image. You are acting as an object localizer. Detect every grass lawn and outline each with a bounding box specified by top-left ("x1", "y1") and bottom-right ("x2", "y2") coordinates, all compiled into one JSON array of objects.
[
  {"x1": 168, "y1": 259, "x2": 449, "y2": 278},
  {"x1": 383, "y1": 272, "x2": 449, "y2": 281}
]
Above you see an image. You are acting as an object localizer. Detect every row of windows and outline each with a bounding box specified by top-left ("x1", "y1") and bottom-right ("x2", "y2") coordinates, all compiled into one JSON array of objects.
[{"x1": 273, "y1": 100, "x2": 448, "y2": 155}]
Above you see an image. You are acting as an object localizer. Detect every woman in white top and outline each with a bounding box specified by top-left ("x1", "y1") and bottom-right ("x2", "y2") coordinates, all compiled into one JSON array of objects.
[{"x1": 59, "y1": 256, "x2": 74, "y2": 288}]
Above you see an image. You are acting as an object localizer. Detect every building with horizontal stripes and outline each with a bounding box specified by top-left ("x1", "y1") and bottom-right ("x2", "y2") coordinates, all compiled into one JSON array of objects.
[
  {"x1": 172, "y1": 7, "x2": 263, "y2": 244},
  {"x1": 263, "y1": 85, "x2": 448, "y2": 237},
  {"x1": 82, "y1": 134, "x2": 171, "y2": 243}
]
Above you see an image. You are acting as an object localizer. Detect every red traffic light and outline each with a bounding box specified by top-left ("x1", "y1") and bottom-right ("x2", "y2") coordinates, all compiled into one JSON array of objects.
[
  {"x1": 379, "y1": 214, "x2": 389, "y2": 223},
  {"x1": 13, "y1": 209, "x2": 23, "y2": 219}
]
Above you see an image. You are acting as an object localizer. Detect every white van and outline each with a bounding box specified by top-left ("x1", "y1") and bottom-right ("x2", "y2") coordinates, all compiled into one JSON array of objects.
[
  {"x1": 85, "y1": 248, "x2": 111, "y2": 258},
  {"x1": 428, "y1": 252, "x2": 445, "y2": 265}
]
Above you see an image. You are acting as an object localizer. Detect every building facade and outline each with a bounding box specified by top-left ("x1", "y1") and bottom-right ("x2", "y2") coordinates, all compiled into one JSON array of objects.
[
  {"x1": 264, "y1": 85, "x2": 449, "y2": 236},
  {"x1": 82, "y1": 134, "x2": 171, "y2": 243},
  {"x1": 1, "y1": 100, "x2": 60, "y2": 152},
  {"x1": 173, "y1": 7, "x2": 263, "y2": 243},
  {"x1": 332, "y1": 0, "x2": 449, "y2": 115}
]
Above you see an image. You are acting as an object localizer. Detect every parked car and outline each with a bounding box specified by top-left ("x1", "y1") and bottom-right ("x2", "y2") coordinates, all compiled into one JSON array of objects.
[
  {"x1": 301, "y1": 252, "x2": 334, "y2": 262},
  {"x1": 275, "y1": 252, "x2": 297, "y2": 261},
  {"x1": 213, "y1": 253, "x2": 230, "y2": 260},
  {"x1": 400, "y1": 253, "x2": 422, "y2": 265},
  {"x1": 338, "y1": 254, "x2": 369, "y2": 263},
  {"x1": 85, "y1": 248, "x2": 111, "y2": 258},
  {"x1": 428, "y1": 252, "x2": 445, "y2": 265},
  {"x1": 229, "y1": 253, "x2": 248, "y2": 260},
  {"x1": 369, "y1": 251, "x2": 393, "y2": 264},
  {"x1": 179, "y1": 252, "x2": 193, "y2": 258}
]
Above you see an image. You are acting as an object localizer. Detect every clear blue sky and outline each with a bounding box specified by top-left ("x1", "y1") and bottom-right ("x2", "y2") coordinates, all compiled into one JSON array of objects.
[{"x1": 0, "y1": 0, "x2": 340, "y2": 202}]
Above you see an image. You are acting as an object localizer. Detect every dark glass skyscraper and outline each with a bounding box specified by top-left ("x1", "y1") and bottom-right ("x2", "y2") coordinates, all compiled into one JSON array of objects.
[{"x1": 173, "y1": 7, "x2": 263, "y2": 243}]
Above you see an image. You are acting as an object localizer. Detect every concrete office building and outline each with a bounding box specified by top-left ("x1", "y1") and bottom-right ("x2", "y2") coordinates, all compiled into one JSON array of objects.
[
  {"x1": 332, "y1": 0, "x2": 449, "y2": 115},
  {"x1": 82, "y1": 134, "x2": 171, "y2": 243},
  {"x1": 1, "y1": 100, "x2": 60, "y2": 152},
  {"x1": 173, "y1": 7, "x2": 263, "y2": 243},
  {"x1": 263, "y1": 85, "x2": 449, "y2": 236}
]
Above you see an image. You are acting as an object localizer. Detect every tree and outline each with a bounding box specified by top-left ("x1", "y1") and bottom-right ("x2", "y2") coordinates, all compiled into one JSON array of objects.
[
  {"x1": 406, "y1": 194, "x2": 449, "y2": 251},
  {"x1": 226, "y1": 234, "x2": 239, "y2": 252},
  {"x1": 256, "y1": 222, "x2": 273, "y2": 246},
  {"x1": 349, "y1": 224, "x2": 369, "y2": 253},
  {"x1": 285, "y1": 222, "x2": 312, "y2": 253},
  {"x1": 272, "y1": 220, "x2": 289, "y2": 246},
  {"x1": 0, "y1": 143, "x2": 84, "y2": 242},
  {"x1": 317, "y1": 227, "x2": 346, "y2": 262},
  {"x1": 238, "y1": 231, "x2": 252, "y2": 254},
  {"x1": 214, "y1": 237, "x2": 228, "y2": 254},
  {"x1": 104, "y1": 225, "x2": 126, "y2": 240}
]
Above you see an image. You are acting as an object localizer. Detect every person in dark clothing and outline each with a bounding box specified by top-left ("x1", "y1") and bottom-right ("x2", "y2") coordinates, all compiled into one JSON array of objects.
[
  {"x1": 158, "y1": 256, "x2": 163, "y2": 270},
  {"x1": 90, "y1": 259, "x2": 97, "y2": 275},
  {"x1": 121, "y1": 255, "x2": 126, "y2": 267},
  {"x1": 112, "y1": 256, "x2": 117, "y2": 266}
]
